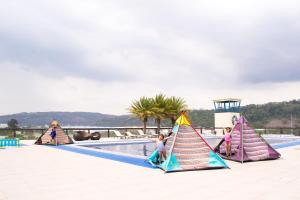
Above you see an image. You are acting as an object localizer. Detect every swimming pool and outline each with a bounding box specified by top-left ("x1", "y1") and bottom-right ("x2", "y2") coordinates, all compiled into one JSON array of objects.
[{"x1": 81, "y1": 136, "x2": 300, "y2": 157}]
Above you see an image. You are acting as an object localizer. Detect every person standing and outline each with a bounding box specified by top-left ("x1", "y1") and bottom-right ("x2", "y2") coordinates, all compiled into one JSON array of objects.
[{"x1": 224, "y1": 127, "x2": 232, "y2": 158}]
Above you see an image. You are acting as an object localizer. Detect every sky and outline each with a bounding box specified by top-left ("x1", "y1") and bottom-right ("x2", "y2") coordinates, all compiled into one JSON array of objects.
[{"x1": 0, "y1": 0, "x2": 300, "y2": 115}]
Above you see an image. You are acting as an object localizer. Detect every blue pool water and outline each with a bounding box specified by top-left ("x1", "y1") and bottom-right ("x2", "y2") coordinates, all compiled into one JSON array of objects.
[
  {"x1": 82, "y1": 137, "x2": 300, "y2": 157},
  {"x1": 82, "y1": 141, "x2": 156, "y2": 157}
]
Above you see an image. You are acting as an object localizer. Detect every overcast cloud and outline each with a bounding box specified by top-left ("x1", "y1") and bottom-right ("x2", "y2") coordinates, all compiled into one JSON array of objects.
[{"x1": 0, "y1": 0, "x2": 300, "y2": 115}]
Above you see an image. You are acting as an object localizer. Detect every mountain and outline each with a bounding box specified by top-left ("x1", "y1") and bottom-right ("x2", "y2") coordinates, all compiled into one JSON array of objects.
[
  {"x1": 0, "y1": 112, "x2": 142, "y2": 127},
  {"x1": 0, "y1": 99, "x2": 300, "y2": 128}
]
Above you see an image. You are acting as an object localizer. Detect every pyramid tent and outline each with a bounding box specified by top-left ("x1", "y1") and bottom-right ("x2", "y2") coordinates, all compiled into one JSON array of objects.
[
  {"x1": 214, "y1": 116, "x2": 281, "y2": 162},
  {"x1": 35, "y1": 120, "x2": 73, "y2": 145},
  {"x1": 148, "y1": 112, "x2": 228, "y2": 172}
]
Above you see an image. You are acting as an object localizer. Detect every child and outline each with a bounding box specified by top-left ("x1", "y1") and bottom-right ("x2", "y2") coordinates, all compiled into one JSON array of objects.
[
  {"x1": 224, "y1": 127, "x2": 232, "y2": 158},
  {"x1": 156, "y1": 134, "x2": 167, "y2": 163},
  {"x1": 50, "y1": 127, "x2": 57, "y2": 145}
]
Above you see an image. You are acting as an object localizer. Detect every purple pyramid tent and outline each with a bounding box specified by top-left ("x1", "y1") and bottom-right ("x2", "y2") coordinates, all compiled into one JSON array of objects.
[{"x1": 214, "y1": 116, "x2": 280, "y2": 162}]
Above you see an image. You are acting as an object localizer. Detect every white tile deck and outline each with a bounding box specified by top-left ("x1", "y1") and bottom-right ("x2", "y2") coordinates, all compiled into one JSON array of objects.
[{"x1": 0, "y1": 142, "x2": 300, "y2": 200}]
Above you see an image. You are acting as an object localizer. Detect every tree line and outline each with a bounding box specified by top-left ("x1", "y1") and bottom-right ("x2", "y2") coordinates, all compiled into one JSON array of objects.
[
  {"x1": 190, "y1": 100, "x2": 300, "y2": 128},
  {"x1": 130, "y1": 98, "x2": 300, "y2": 129}
]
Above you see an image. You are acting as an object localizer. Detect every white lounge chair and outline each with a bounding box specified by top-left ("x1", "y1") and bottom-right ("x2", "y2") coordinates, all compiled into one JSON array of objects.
[
  {"x1": 161, "y1": 129, "x2": 169, "y2": 135},
  {"x1": 125, "y1": 131, "x2": 137, "y2": 138},
  {"x1": 137, "y1": 130, "x2": 146, "y2": 136},
  {"x1": 148, "y1": 129, "x2": 158, "y2": 137},
  {"x1": 112, "y1": 130, "x2": 126, "y2": 138}
]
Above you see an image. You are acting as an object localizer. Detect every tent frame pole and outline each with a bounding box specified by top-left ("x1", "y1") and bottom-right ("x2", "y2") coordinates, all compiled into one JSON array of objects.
[{"x1": 241, "y1": 116, "x2": 244, "y2": 163}]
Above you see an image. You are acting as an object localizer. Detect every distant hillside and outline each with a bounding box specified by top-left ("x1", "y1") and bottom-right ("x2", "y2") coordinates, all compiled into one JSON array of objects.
[
  {"x1": 0, "y1": 112, "x2": 142, "y2": 127},
  {"x1": 190, "y1": 99, "x2": 300, "y2": 128},
  {"x1": 240, "y1": 100, "x2": 300, "y2": 128},
  {"x1": 0, "y1": 100, "x2": 300, "y2": 128}
]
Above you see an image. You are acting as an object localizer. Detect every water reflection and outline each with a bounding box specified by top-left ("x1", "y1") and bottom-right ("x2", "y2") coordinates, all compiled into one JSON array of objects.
[{"x1": 143, "y1": 144, "x2": 147, "y2": 156}]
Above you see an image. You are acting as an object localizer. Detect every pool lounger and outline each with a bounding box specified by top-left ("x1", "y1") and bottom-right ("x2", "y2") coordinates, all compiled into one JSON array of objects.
[
  {"x1": 111, "y1": 130, "x2": 127, "y2": 139},
  {"x1": 126, "y1": 131, "x2": 140, "y2": 138},
  {"x1": 137, "y1": 130, "x2": 146, "y2": 136},
  {"x1": 148, "y1": 130, "x2": 158, "y2": 137}
]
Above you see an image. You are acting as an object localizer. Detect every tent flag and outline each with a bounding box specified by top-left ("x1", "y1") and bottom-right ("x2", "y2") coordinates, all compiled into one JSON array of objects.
[
  {"x1": 214, "y1": 116, "x2": 281, "y2": 162},
  {"x1": 175, "y1": 113, "x2": 190, "y2": 126},
  {"x1": 147, "y1": 112, "x2": 228, "y2": 172}
]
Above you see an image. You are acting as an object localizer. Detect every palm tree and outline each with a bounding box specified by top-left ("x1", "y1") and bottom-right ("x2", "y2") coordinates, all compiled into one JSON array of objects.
[
  {"x1": 152, "y1": 94, "x2": 168, "y2": 134},
  {"x1": 165, "y1": 96, "x2": 188, "y2": 126},
  {"x1": 129, "y1": 97, "x2": 154, "y2": 134}
]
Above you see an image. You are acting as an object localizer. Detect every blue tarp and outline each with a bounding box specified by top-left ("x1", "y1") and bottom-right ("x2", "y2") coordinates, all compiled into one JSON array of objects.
[
  {"x1": 208, "y1": 150, "x2": 229, "y2": 168},
  {"x1": 147, "y1": 150, "x2": 181, "y2": 171},
  {"x1": 160, "y1": 153, "x2": 181, "y2": 171}
]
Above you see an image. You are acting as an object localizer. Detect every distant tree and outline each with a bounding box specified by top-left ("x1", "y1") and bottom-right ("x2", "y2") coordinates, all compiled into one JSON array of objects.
[{"x1": 7, "y1": 118, "x2": 19, "y2": 129}]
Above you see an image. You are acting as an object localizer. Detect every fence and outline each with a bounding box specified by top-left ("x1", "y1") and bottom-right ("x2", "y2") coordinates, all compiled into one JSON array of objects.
[{"x1": 0, "y1": 127, "x2": 300, "y2": 140}]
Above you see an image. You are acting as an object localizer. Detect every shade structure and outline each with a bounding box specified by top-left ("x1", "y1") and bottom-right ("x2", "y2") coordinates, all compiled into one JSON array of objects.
[
  {"x1": 214, "y1": 116, "x2": 281, "y2": 162},
  {"x1": 148, "y1": 112, "x2": 228, "y2": 172},
  {"x1": 35, "y1": 121, "x2": 73, "y2": 145}
]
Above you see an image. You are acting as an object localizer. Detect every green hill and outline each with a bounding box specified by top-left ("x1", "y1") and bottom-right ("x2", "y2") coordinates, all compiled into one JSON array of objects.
[
  {"x1": 189, "y1": 99, "x2": 300, "y2": 128},
  {"x1": 0, "y1": 100, "x2": 299, "y2": 128}
]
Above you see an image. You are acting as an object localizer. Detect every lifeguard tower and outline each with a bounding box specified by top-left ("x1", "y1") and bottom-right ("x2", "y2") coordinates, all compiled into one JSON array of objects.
[{"x1": 213, "y1": 98, "x2": 241, "y2": 135}]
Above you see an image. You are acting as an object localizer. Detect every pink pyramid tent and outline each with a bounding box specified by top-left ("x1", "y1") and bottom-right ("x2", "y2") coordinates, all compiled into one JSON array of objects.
[{"x1": 214, "y1": 116, "x2": 281, "y2": 162}]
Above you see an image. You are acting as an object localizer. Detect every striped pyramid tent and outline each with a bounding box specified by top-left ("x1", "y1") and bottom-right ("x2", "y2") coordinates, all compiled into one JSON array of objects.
[
  {"x1": 214, "y1": 116, "x2": 281, "y2": 162},
  {"x1": 35, "y1": 120, "x2": 73, "y2": 145},
  {"x1": 148, "y1": 112, "x2": 228, "y2": 172}
]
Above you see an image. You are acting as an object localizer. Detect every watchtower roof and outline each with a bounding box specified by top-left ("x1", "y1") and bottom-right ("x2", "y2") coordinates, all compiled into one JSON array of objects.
[{"x1": 213, "y1": 98, "x2": 241, "y2": 103}]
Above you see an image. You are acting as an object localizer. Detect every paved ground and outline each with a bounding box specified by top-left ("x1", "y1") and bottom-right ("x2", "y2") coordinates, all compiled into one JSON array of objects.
[{"x1": 0, "y1": 142, "x2": 300, "y2": 200}]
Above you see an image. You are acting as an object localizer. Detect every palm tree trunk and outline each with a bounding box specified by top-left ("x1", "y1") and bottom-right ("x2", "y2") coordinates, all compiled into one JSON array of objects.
[
  {"x1": 143, "y1": 118, "x2": 147, "y2": 135},
  {"x1": 156, "y1": 118, "x2": 161, "y2": 134},
  {"x1": 171, "y1": 116, "x2": 176, "y2": 126}
]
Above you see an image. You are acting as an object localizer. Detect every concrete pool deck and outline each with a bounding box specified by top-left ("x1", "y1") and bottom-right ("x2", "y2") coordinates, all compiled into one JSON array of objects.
[{"x1": 0, "y1": 141, "x2": 300, "y2": 200}]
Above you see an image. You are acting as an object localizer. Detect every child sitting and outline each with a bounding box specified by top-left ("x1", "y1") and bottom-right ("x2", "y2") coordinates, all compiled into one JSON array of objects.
[{"x1": 156, "y1": 134, "x2": 168, "y2": 163}]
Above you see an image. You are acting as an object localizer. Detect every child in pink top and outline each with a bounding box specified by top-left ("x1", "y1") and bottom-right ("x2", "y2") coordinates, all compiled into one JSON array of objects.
[{"x1": 224, "y1": 127, "x2": 232, "y2": 158}]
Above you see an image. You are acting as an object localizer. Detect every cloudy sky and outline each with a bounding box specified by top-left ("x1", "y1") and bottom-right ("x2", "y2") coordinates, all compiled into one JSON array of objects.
[{"x1": 0, "y1": 0, "x2": 300, "y2": 115}]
